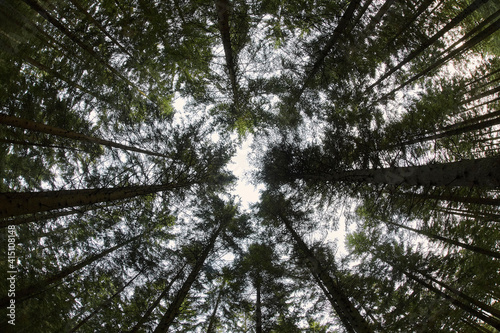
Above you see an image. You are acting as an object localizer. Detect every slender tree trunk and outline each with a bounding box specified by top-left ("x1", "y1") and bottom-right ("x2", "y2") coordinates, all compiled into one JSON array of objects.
[
  {"x1": 392, "y1": 264, "x2": 500, "y2": 330},
  {"x1": 0, "y1": 233, "x2": 142, "y2": 307},
  {"x1": 279, "y1": 214, "x2": 373, "y2": 333},
  {"x1": 305, "y1": 156, "x2": 500, "y2": 188},
  {"x1": 384, "y1": 15, "x2": 500, "y2": 99},
  {"x1": 392, "y1": 189, "x2": 500, "y2": 207},
  {"x1": 297, "y1": 0, "x2": 361, "y2": 99},
  {"x1": 215, "y1": 0, "x2": 238, "y2": 101},
  {"x1": 461, "y1": 85, "x2": 500, "y2": 106},
  {"x1": 368, "y1": 0, "x2": 489, "y2": 91},
  {"x1": 153, "y1": 220, "x2": 229, "y2": 332},
  {"x1": 386, "y1": 0, "x2": 435, "y2": 48},
  {"x1": 255, "y1": 278, "x2": 263, "y2": 333},
  {"x1": 21, "y1": 0, "x2": 152, "y2": 102},
  {"x1": 0, "y1": 201, "x2": 124, "y2": 228},
  {"x1": 417, "y1": 269, "x2": 500, "y2": 320},
  {"x1": 399, "y1": 112, "x2": 500, "y2": 147},
  {"x1": 128, "y1": 264, "x2": 187, "y2": 333},
  {"x1": 67, "y1": 0, "x2": 133, "y2": 58},
  {"x1": 206, "y1": 280, "x2": 225, "y2": 333},
  {"x1": 0, "y1": 183, "x2": 191, "y2": 218},
  {"x1": 364, "y1": 0, "x2": 396, "y2": 33},
  {"x1": 68, "y1": 269, "x2": 143, "y2": 332},
  {"x1": 0, "y1": 114, "x2": 169, "y2": 158},
  {"x1": 383, "y1": 219, "x2": 500, "y2": 259}
]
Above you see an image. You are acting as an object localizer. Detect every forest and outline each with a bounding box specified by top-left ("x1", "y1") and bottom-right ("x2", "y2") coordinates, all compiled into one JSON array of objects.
[{"x1": 0, "y1": 0, "x2": 499, "y2": 332}]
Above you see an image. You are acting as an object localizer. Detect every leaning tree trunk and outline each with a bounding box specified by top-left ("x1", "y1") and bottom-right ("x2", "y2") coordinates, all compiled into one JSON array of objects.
[
  {"x1": 305, "y1": 156, "x2": 500, "y2": 189},
  {"x1": 382, "y1": 219, "x2": 500, "y2": 259},
  {"x1": 128, "y1": 263, "x2": 187, "y2": 333},
  {"x1": 0, "y1": 113, "x2": 170, "y2": 158},
  {"x1": 255, "y1": 277, "x2": 263, "y2": 333},
  {"x1": 206, "y1": 280, "x2": 225, "y2": 333},
  {"x1": 153, "y1": 219, "x2": 229, "y2": 332},
  {"x1": 68, "y1": 269, "x2": 143, "y2": 332},
  {"x1": 215, "y1": 0, "x2": 238, "y2": 101},
  {"x1": 279, "y1": 213, "x2": 373, "y2": 333},
  {"x1": 0, "y1": 233, "x2": 142, "y2": 307},
  {"x1": 0, "y1": 183, "x2": 192, "y2": 218}
]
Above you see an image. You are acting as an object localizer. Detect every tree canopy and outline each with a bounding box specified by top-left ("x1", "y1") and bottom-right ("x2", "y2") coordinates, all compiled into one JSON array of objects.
[{"x1": 1, "y1": 0, "x2": 500, "y2": 332}]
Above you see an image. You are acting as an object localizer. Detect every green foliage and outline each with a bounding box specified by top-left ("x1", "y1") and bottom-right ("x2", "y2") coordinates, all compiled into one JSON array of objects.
[{"x1": 1, "y1": 0, "x2": 500, "y2": 332}]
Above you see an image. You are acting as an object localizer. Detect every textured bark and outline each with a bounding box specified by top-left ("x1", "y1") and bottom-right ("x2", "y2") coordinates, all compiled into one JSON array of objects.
[
  {"x1": 0, "y1": 234, "x2": 142, "y2": 307},
  {"x1": 307, "y1": 157, "x2": 500, "y2": 188},
  {"x1": 0, "y1": 183, "x2": 188, "y2": 218},
  {"x1": 153, "y1": 220, "x2": 228, "y2": 332},
  {"x1": 280, "y1": 214, "x2": 373, "y2": 333},
  {"x1": 0, "y1": 114, "x2": 169, "y2": 158}
]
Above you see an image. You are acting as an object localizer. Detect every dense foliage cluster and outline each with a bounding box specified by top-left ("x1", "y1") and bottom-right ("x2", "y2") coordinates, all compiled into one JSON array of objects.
[{"x1": 1, "y1": 0, "x2": 499, "y2": 332}]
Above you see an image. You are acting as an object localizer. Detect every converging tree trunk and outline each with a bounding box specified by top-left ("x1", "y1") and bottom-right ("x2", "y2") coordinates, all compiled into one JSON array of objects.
[
  {"x1": 153, "y1": 219, "x2": 229, "y2": 332},
  {"x1": 306, "y1": 156, "x2": 500, "y2": 189},
  {"x1": 279, "y1": 213, "x2": 373, "y2": 333},
  {"x1": 0, "y1": 183, "x2": 192, "y2": 218},
  {"x1": 0, "y1": 113, "x2": 170, "y2": 158},
  {"x1": 0, "y1": 233, "x2": 143, "y2": 307}
]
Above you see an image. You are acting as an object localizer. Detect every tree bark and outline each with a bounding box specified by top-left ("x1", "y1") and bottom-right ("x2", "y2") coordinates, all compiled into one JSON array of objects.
[
  {"x1": 0, "y1": 183, "x2": 190, "y2": 218},
  {"x1": 128, "y1": 264, "x2": 187, "y2": 333},
  {"x1": 68, "y1": 269, "x2": 143, "y2": 332},
  {"x1": 0, "y1": 113, "x2": 169, "y2": 158},
  {"x1": 215, "y1": 0, "x2": 238, "y2": 101},
  {"x1": 255, "y1": 278, "x2": 263, "y2": 333},
  {"x1": 0, "y1": 233, "x2": 142, "y2": 307},
  {"x1": 383, "y1": 219, "x2": 500, "y2": 259},
  {"x1": 153, "y1": 219, "x2": 229, "y2": 332},
  {"x1": 306, "y1": 156, "x2": 500, "y2": 189},
  {"x1": 279, "y1": 214, "x2": 373, "y2": 333}
]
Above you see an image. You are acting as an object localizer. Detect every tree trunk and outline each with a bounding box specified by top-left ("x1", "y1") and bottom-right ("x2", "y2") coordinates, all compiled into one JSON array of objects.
[
  {"x1": 206, "y1": 280, "x2": 225, "y2": 333},
  {"x1": 394, "y1": 265, "x2": 500, "y2": 330},
  {"x1": 307, "y1": 156, "x2": 500, "y2": 189},
  {"x1": 67, "y1": 0, "x2": 133, "y2": 57},
  {"x1": 383, "y1": 219, "x2": 500, "y2": 259},
  {"x1": 0, "y1": 233, "x2": 142, "y2": 307},
  {"x1": 364, "y1": 0, "x2": 396, "y2": 33},
  {"x1": 215, "y1": 0, "x2": 238, "y2": 101},
  {"x1": 298, "y1": 0, "x2": 361, "y2": 98},
  {"x1": 21, "y1": 0, "x2": 152, "y2": 102},
  {"x1": 0, "y1": 114, "x2": 170, "y2": 158},
  {"x1": 279, "y1": 214, "x2": 373, "y2": 333},
  {"x1": 255, "y1": 278, "x2": 263, "y2": 333},
  {"x1": 153, "y1": 220, "x2": 229, "y2": 332},
  {"x1": 384, "y1": 15, "x2": 500, "y2": 99},
  {"x1": 128, "y1": 264, "x2": 187, "y2": 333},
  {"x1": 368, "y1": 0, "x2": 489, "y2": 91},
  {"x1": 0, "y1": 183, "x2": 190, "y2": 218},
  {"x1": 68, "y1": 269, "x2": 143, "y2": 332}
]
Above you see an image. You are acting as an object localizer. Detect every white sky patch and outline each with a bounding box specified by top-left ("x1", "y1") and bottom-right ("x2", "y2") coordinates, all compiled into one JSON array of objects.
[{"x1": 227, "y1": 135, "x2": 264, "y2": 210}]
